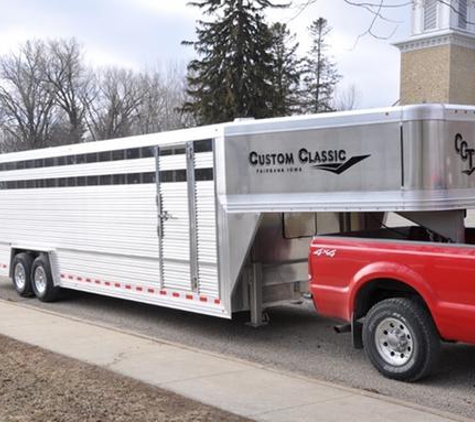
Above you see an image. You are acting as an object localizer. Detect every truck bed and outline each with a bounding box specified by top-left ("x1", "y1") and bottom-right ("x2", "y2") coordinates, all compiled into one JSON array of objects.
[
  {"x1": 309, "y1": 226, "x2": 475, "y2": 345},
  {"x1": 329, "y1": 226, "x2": 475, "y2": 244}
]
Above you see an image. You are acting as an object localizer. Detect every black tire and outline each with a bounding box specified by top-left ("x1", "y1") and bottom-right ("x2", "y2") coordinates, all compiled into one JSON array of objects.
[
  {"x1": 30, "y1": 254, "x2": 60, "y2": 302},
  {"x1": 11, "y1": 253, "x2": 34, "y2": 297},
  {"x1": 362, "y1": 297, "x2": 440, "y2": 382}
]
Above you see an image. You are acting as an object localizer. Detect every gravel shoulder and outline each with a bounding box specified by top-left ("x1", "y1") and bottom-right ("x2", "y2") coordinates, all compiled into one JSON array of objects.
[{"x1": 0, "y1": 334, "x2": 250, "y2": 422}]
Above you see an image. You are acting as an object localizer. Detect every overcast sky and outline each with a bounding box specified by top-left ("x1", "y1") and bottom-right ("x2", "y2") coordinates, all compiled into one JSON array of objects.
[{"x1": 0, "y1": 0, "x2": 412, "y2": 109}]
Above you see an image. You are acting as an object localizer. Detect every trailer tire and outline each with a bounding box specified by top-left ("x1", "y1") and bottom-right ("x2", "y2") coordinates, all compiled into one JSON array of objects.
[
  {"x1": 362, "y1": 297, "x2": 440, "y2": 382},
  {"x1": 12, "y1": 253, "x2": 34, "y2": 297},
  {"x1": 31, "y1": 254, "x2": 60, "y2": 302}
]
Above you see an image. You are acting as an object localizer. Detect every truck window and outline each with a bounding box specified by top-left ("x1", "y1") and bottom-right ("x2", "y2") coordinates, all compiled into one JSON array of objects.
[
  {"x1": 384, "y1": 212, "x2": 415, "y2": 228},
  {"x1": 283, "y1": 213, "x2": 316, "y2": 239},
  {"x1": 465, "y1": 209, "x2": 475, "y2": 228}
]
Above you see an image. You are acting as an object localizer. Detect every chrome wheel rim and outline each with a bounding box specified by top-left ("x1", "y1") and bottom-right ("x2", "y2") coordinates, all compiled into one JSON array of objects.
[
  {"x1": 375, "y1": 317, "x2": 414, "y2": 366},
  {"x1": 14, "y1": 263, "x2": 26, "y2": 290},
  {"x1": 34, "y1": 266, "x2": 47, "y2": 295}
]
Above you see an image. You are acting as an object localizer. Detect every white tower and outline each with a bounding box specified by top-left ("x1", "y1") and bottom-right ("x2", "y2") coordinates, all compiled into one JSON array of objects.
[
  {"x1": 412, "y1": 0, "x2": 475, "y2": 35},
  {"x1": 395, "y1": 0, "x2": 475, "y2": 105}
]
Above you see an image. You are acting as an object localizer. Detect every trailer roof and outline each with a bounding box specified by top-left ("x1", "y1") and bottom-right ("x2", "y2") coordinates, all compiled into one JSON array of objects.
[
  {"x1": 2, "y1": 103, "x2": 475, "y2": 163},
  {"x1": 0, "y1": 123, "x2": 222, "y2": 163},
  {"x1": 223, "y1": 104, "x2": 475, "y2": 137}
]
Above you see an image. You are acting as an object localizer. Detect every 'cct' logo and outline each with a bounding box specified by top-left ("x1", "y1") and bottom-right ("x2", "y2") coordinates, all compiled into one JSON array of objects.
[{"x1": 455, "y1": 133, "x2": 475, "y2": 175}]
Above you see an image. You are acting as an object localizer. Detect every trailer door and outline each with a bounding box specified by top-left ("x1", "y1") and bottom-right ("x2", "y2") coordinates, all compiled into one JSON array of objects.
[
  {"x1": 157, "y1": 140, "x2": 219, "y2": 299},
  {"x1": 157, "y1": 144, "x2": 193, "y2": 292}
]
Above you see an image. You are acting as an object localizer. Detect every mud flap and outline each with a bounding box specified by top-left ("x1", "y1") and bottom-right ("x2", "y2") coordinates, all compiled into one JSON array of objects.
[{"x1": 352, "y1": 314, "x2": 363, "y2": 349}]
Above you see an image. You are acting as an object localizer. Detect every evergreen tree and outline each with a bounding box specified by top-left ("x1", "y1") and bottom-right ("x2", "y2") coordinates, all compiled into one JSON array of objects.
[
  {"x1": 301, "y1": 18, "x2": 341, "y2": 114},
  {"x1": 183, "y1": 0, "x2": 287, "y2": 124},
  {"x1": 269, "y1": 22, "x2": 301, "y2": 116}
]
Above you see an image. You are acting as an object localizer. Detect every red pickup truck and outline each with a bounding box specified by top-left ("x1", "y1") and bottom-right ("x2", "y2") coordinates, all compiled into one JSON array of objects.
[{"x1": 308, "y1": 226, "x2": 475, "y2": 382}]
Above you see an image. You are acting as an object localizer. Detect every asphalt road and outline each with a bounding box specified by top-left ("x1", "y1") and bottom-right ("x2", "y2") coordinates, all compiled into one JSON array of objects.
[{"x1": 1, "y1": 277, "x2": 474, "y2": 420}]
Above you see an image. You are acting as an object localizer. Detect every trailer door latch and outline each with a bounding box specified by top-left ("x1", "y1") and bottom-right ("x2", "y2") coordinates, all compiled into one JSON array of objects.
[{"x1": 159, "y1": 211, "x2": 175, "y2": 221}]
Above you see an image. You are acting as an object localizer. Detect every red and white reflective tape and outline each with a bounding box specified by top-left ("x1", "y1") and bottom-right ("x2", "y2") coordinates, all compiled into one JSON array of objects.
[{"x1": 60, "y1": 272, "x2": 221, "y2": 305}]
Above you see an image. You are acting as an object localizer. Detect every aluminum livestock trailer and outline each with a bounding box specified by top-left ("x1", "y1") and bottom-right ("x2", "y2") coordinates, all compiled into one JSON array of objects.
[{"x1": 1, "y1": 104, "x2": 475, "y2": 325}]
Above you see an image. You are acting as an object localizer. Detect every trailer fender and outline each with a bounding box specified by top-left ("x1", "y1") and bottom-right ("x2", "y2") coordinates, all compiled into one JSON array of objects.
[{"x1": 9, "y1": 246, "x2": 60, "y2": 287}]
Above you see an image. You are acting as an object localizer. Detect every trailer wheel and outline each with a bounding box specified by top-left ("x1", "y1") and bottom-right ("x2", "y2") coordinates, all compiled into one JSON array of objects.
[
  {"x1": 362, "y1": 297, "x2": 440, "y2": 382},
  {"x1": 12, "y1": 253, "x2": 34, "y2": 297},
  {"x1": 31, "y1": 254, "x2": 60, "y2": 302}
]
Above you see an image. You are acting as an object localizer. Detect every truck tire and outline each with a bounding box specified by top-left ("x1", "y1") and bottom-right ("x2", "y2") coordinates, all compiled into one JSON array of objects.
[
  {"x1": 31, "y1": 254, "x2": 60, "y2": 302},
  {"x1": 12, "y1": 253, "x2": 34, "y2": 297},
  {"x1": 362, "y1": 297, "x2": 440, "y2": 382}
]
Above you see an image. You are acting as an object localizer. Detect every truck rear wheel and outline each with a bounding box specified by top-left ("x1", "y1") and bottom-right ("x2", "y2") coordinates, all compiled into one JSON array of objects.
[
  {"x1": 12, "y1": 253, "x2": 34, "y2": 297},
  {"x1": 31, "y1": 254, "x2": 60, "y2": 302},
  {"x1": 362, "y1": 297, "x2": 440, "y2": 382}
]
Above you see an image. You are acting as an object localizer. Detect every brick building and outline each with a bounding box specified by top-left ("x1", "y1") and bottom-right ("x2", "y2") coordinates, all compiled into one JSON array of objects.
[{"x1": 395, "y1": 0, "x2": 475, "y2": 105}]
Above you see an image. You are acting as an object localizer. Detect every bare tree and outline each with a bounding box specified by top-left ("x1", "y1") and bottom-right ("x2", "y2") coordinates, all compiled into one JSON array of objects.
[
  {"x1": 332, "y1": 84, "x2": 360, "y2": 111},
  {"x1": 133, "y1": 70, "x2": 163, "y2": 135},
  {"x1": 300, "y1": 18, "x2": 341, "y2": 113},
  {"x1": 159, "y1": 63, "x2": 196, "y2": 129},
  {"x1": 84, "y1": 67, "x2": 144, "y2": 141},
  {"x1": 0, "y1": 39, "x2": 194, "y2": 150},
  {"x1": 290, "y1": 1, "x2": 472, "y2": 43},
  {"x1": 0, "y1": 40, "x2": 58, "y2": 151},
  {"x1": 0, "y1": 109, "x2": 14, "y2": 152},
  {"x1": 42, "y1": 39, "x2": 89, "y2": 144},
  {"x1": 134, "y1": 63, "x2": 193, "y2": 135},
  {"x1": 289, "y1": 0, "x2": 410, "y2": 42}
]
